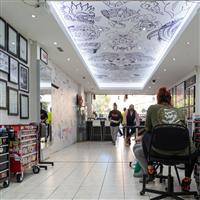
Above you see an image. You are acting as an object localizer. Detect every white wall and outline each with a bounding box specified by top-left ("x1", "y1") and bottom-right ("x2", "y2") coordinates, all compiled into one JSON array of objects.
[{"x1": 43, "y1": 60, "x2": 79, "y2": 156}]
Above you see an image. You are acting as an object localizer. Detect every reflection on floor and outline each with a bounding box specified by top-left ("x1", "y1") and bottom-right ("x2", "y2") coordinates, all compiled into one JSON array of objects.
[{"x1": 0, "y1": 137, "x2": 197, "y2": 199}]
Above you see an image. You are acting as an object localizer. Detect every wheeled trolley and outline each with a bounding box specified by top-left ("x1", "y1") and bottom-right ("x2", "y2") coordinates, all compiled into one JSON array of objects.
[{"x1": 9, "y1": 124, "x2": 40, "y2": 182}]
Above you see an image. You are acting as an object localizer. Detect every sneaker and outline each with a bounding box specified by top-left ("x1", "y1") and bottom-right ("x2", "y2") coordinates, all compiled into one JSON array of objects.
[{"x1": 181, "y1": 177, "x2": 191, "y2": 192}]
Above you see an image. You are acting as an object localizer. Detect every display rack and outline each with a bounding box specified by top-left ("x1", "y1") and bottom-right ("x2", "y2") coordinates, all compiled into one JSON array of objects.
[
  {"x1": 0, "y1": 128, "x2": 10, "y2": 188},
  {"x1": 193, "y1": 116, "x2": 200, "y2": 196},
  {"x1": 9, "y1": 124, "x2": 40, "y2": 182}
]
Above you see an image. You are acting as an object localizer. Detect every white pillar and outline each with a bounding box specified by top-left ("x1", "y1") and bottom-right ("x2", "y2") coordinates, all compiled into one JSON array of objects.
[{"x1": 29, "y1": 41, "x2": 40, "y2": 122}]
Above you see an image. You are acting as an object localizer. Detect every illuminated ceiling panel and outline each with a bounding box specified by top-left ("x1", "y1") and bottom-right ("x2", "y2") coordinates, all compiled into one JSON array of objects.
[{"x1": 49, "y1": 1, "x2": 197, "y2": 89}]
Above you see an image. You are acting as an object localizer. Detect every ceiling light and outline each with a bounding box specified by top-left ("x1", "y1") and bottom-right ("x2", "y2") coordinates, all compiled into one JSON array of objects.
[
  {"x1": 53, "y1": 42, "x2": 57, "y2": 45},
  {"x1": 67, "y1": 58, "x2": 70, "y2": 61},
  {"x1": 186, "y1": 41, "x2": 190, "y2": 45},
  {"x1": 32, "y1": 14, "x2": 36, "y2": 18},
  {"x1": 149, "y1": 86, "x2": 151, "y2": 89},
  {"x1": 138, "y1": 46, "x2": 142, "y2": 50},
  {"x1": 173, "y1": 58, "x2": 176, "y2": 61},
  {"x1": 164, "y1": 69, "x2": 167, "y2": 72},
  {"x1": 143, "y1": 27, "x2": 146, "y2": 31},
  {"x1": 11, "y1": 42, "x2": 15, "y2": 45}
]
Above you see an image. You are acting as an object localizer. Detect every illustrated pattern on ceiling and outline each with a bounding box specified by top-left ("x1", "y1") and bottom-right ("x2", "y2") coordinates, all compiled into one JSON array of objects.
[{"x1": 50, "y1": 1, "x2": 196, "y2": 89}]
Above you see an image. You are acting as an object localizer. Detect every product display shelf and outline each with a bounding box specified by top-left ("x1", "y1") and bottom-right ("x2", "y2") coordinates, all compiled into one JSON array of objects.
[
  {"x1": 9, "y1": 124, "x2": 40, "y2": 182},
  {"x1": 193, "y1": 117, "x2": 200, "y2": 197},
  {"x1": 0, "y1": 129, "x2": 10, "y2": 188}
]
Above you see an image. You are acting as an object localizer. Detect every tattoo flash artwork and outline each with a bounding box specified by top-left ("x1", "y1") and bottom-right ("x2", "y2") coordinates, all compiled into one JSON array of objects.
[
  {"x1": 107, "y1": 32, "x2": 138, "y2": 51},
  {"x1": 103, "y1": 1, "x2": 127, "y2": 8},
  {"x1": 147, "y1": 18, "x2": 182, "y2": 42},
  {"x1": 68, "y1": 24, "x2": 109, "y2": 41},
  {"x1": 101, "y1": 7, "x2": 141, "y2": 28},
  {"x1": 51, "y1": 1, "x2": 196, "y2": 85},
  {"x1": 60, "y1": 2, "x2": 96, "y2": 24}
]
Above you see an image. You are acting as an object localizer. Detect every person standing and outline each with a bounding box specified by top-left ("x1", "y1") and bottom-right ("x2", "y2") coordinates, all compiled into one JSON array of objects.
[
  {"x1": 125, "y1": 104, "x2": 140, "y2": 145},
  {"x1": 108, "y1": 103, "x2": 123, "y2": 145},
  {"x1": 121, "y1": 107, "x2": 127, "y2": 137}
]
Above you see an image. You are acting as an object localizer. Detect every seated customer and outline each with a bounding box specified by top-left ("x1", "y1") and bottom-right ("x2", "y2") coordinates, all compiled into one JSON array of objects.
[{"x1": 134, "y1": 87, "x2": 197, "y2": 191}]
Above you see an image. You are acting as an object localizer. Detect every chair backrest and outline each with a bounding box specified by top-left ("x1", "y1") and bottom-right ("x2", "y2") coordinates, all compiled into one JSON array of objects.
[
  {"x1": 151, "y1": 124, "x2": 190, "y2": 151},
  {"x1": 92, "y1": 120, "x2": 101, "y2": 127}
]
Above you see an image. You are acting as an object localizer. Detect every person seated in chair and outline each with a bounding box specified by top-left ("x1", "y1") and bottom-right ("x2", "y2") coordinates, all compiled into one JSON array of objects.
[{"x1": 134, "y1": 87, "x2": 197, "y2": 191}]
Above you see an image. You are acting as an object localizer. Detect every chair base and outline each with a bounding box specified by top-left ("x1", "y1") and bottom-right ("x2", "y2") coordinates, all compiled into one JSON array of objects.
[{"x1": 140, "y1": 174, "x2": 198, "y2": 200}]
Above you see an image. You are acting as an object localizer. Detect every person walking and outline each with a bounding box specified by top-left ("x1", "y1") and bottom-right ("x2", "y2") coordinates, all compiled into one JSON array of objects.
[
  {"x1": 125, "y1": 104, "x2": 140, "y2": 145},
  {"x1": 108, "y1": 103, "x2": 123, "y2": 145}
]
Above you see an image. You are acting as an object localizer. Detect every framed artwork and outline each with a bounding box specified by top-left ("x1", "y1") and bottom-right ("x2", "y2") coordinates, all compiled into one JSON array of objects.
[
  {"x1": 19, "y1": 34, "x2": 28, "y2": 64},
  {"x1": 9, "y1": 56, "x2": 18, "y2": 84},
  {"x1": 0, "y1": 79, "x2": 7, "y2": 109},
  {"x1": 7, "y1": 24, "x2": 18, "y2": 57},
  {"x1": 20, "y1": 94, "x2": 29, "y2": 119},
  {"x1": 40, "y1": 48, "x2": 48, "y2": 65},
  {"x1": 8, "y1": 87, "x2": 18, "y2": 115},
  {"x1": 0, "y1": 17, "x2": 7, "y2": 50},
  {"x1": 0, "y1": 50, "x2": 9, "y2": 73},
  {"x1": 19, "y1": 64, "x2": 29, "y2": 92}
]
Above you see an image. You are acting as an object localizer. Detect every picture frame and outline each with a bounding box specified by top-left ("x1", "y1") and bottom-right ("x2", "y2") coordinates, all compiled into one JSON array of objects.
[
  {"x1": 0, "y1": 50, "x2": 9, "y2": 73},
  {"x1": 19, "y1": 34, "x2": 28, "y2": 64},
  {"x1": 8, "y1": 87, "x2": 18, "y2": 115},
  {"x1": 19, "y1": 64, "x2": 29, "y2": 92},
  {"x1": 20, "y1": 94, "x2": 29, "y2": 119},
  {"x1": 7, "y1": 24, "x2": 18, "y2": 57},
  {"x1": 40, "y1": 48, "x2": 48, "y2": 65},
  {"x1": 0, "y1": 79, "x2": 7, "y2": 110},
  {"x1": 9, "y1": 56, "x2": 18, "y2": 84},
  {"x1": 0, "y1": 17, "x2": 7, "y2": 50}
]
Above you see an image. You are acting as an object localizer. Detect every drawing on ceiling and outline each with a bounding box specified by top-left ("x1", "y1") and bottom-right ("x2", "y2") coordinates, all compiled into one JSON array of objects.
[
  {"x1": 140, "y1": 1, "x2": 192, "y2": 19},
  {"x1": 101, "y1": 7, "x2": 141, "y2": 28},
  {"x1": 103, "y1": 1, "x2": 127, "y2": 8},
  {"x1": 107, "y1": 32, "x2": 138, "y2": 51},
  {"x1": 147, "y1": 18, "x2": 182, "y2": 42},
  {"x1": 60, "y1": 1, "x2": 96, "y2": 24},
  {"x1": 50, "y1": 1, "x2": 196, "y2": 88},
  {"x1": 133, "y1": 14, "x2": 161, "y2": 32},
  {"x1": 68, "y1": 24, "x2": 109, "y2": 41},
  {"x1": 140, "y1": 1, "x2": 164, "y2": 15},
  {"x1": 79, "y1": 42, "x2": 101, "y2": 54},
  {"x1": 164, "y1": 1, "x2": 192, "y2": 19},
  {"x1": 90, "y1": 52, "x2": 154, "y2": 64}
]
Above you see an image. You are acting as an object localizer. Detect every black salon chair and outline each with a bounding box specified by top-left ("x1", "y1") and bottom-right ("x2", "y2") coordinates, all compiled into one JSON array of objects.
[{"x1": 140, "y1": 124, "x2": 198, "y2": 200}]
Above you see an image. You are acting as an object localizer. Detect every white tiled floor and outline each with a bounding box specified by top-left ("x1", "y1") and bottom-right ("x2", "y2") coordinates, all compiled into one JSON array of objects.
[{"x1": 0, "y1": 138, "x2": 198, "y2": 199}]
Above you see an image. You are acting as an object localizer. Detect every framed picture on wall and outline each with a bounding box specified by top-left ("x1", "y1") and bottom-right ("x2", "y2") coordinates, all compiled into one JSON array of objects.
[
  {"x1": 19, "y1": 64, "x2": 29, "y2": 92},
  {"x1": 19, "y1": 34, "x2": 28, "y2": 64},
  {"x1": 8, "y1": 24, "x2": 18, "y2": 57},
  {"x1": 20, "y1": 94, "x2": 29, "y2": 119},
  {"x1": 0, "y1": 79, "x2": 7, "y2": 109},
  {"x1": 0, "y1": 50, "x2": 9, "y2": 73},
  {"x1": 40, "y1": 48, "x2": 48, "y2": 65},
  {"x1": 9, "y1": 57, "x2": 18, "y2": 84},
  {"x1": 8, "y1": 87, "x2": 18, "y2": 115},
  {"x1": 0, "y1": 17, "x2": 7, "y2": 50}
]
